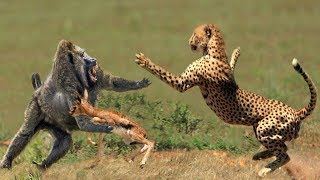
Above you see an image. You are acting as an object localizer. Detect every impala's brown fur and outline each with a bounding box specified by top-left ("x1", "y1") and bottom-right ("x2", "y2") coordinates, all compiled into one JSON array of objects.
[{"x1": 70, "y1": 90, "x2": 154, "y2": 167}]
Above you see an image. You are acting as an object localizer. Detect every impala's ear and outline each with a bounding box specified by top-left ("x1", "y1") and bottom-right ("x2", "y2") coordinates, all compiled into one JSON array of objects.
[{"x1": 83, "y1": 89, "x2": 89, "y2": 101}]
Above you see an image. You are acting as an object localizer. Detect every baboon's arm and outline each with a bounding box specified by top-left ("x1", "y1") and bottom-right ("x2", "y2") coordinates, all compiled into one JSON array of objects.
[
  {"x1": 75, "y1": 115, "x2": 113, "y2": 133},
  {"x1": 98, "y1": 68, "x2": 151, "y2": 92}
]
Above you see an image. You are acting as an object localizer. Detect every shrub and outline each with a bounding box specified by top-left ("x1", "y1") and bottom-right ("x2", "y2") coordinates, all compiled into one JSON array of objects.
[{"x1": 93, "y1": 92, "x2": 258, "y2": 155}]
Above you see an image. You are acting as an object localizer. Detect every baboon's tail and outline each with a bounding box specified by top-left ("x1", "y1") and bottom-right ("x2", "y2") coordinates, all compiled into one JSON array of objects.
[
  {"x1": 292, "y1": 58, "x2": 317, "y2": 121},
  {"x1": 31, "y1": 72, "x2": 42, "y2": 90}
]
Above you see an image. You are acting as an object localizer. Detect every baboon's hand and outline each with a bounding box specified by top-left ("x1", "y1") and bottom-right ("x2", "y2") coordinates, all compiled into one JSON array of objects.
[
  {"x1": 136, "y1": 78, "x2": 151, "y2": 88},
  {"x1": 135, "y1": 53, "x2": 151, "y2": 68},
  {"x1": 69, "y1": 100, "x2": 80, "y2": 116},
  {"x1": 69, "y1": 106, "x2": 76, "y2": 116}
]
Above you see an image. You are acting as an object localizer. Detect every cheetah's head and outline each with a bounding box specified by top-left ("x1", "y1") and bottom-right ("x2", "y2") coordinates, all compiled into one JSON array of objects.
[{"x1": 188, "y1": 24, "x2": 220, "y2": 55}]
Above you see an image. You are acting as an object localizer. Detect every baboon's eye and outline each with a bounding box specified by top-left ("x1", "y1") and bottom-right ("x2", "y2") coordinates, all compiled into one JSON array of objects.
[
  {"x1": 80, "y1": 51, "x2": 85, "y2": 58},
  {"x1": 68, "y1": 52, "x2": 74, "y2": 64}
]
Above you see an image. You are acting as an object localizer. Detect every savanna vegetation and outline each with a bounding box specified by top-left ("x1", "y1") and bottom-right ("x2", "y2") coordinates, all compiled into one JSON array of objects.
[{"x1": 0, "y1": 0, "x2": 319, "y2": 179}]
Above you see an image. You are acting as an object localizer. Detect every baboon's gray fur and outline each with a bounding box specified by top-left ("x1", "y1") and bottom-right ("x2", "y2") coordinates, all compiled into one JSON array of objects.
[{"x1": 0, "y1": 40, "x2": 150, "y2": 169}]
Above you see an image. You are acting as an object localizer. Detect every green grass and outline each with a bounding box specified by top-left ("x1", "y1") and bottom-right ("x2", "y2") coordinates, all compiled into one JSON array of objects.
[
  {"x1": 0, "y1": 0, "x2": 319, "y2": 178},
  {"x1": 1, "y1": 0, "x2": 319, "y2": 131}
]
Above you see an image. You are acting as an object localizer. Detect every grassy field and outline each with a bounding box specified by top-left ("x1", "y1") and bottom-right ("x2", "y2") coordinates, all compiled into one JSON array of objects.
[
  {"x1": 0, "y1": 0, "x2": 319, "y2": 179},
  {"x1": 1, "y1": 148, "x2": 320, "y2": 179}
]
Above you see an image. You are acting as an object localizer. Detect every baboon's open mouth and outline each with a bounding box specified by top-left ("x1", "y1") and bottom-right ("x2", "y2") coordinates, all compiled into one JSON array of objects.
[{"x1": 88, "y1": 65, "x2": 97, "y2": 83}]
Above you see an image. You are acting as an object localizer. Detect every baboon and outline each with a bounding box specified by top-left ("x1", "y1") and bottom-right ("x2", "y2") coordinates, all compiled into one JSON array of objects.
[{"x1": 0, "y1": 40, "x2": 150, "y2": 169}]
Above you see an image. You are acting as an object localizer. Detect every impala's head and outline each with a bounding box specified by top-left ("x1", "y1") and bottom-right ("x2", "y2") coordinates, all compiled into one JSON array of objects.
[{"x1": 69, "y1": 89, "x2": 92, "y2": 116}]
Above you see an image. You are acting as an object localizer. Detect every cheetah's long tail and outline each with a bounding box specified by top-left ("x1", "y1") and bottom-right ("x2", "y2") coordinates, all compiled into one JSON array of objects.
[{"x1": 292, "y1": 58, "x2": 317, "y2": 121}]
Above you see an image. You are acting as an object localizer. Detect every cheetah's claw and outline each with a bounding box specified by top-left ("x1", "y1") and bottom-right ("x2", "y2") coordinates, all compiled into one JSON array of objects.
[{"x1": 135, "y1": 53, "x2": 151, "y2": 67}]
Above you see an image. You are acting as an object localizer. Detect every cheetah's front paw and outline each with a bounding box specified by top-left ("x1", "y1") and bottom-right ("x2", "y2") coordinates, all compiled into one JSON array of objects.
[{"x1": 135, "y1": 53, "x2": 151, "y2": 67}]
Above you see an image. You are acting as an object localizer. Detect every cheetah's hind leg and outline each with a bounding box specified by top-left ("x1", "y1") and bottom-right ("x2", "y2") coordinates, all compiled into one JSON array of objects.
[
  {"x1": 252, "y1": 149, "x2": 273, "y2": 160},
  {"x1": 255, "y1": 117, "x2": 291, "y2": 177},
  {"x1": 258, "y1": 142, "x2": 290, "y2": 177}
]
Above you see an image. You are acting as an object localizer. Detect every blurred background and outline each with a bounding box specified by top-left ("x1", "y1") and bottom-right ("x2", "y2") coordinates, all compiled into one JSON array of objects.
[
  {"x1": 0, "y1": 0, "x2": 319, "y2": 178},
  {"x1": 1, "y1": 0, "x2": 319, "y2": 132}
]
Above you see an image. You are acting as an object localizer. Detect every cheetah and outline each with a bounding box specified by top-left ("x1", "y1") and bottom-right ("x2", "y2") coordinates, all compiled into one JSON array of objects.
[{"x1": 134, "y1": 24, "x2": 317, "y2": 177}]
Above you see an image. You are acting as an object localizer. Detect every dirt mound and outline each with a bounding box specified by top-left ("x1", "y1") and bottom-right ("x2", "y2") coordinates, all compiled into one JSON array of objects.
[
  {"x1": 2, "y1": 149, "x2": 319, "y2": 179},
  {"x1": 41, "y1": 150, "x2": 290, "y2": 179},
  {"x1": 285, "y1": 152, "x2": 320, "y2": 180}
]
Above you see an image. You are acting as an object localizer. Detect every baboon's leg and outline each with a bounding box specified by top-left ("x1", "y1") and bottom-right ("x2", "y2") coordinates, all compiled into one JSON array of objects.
[
  {"x1": 75, "y1": 115, "x2": 113, "y2": 133},
  {"x1": 0, "y1": 99, "x2": 42, "y2": 169},
  {"x1": 1, "y1": 73, "x2": 43, "y2": 150},
  {"x1": 35, "y1": 124, "x2": 72, "y2": 169},
  {"x1": 0, "y1": 73, "x2": 42, "y2": 148}
]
